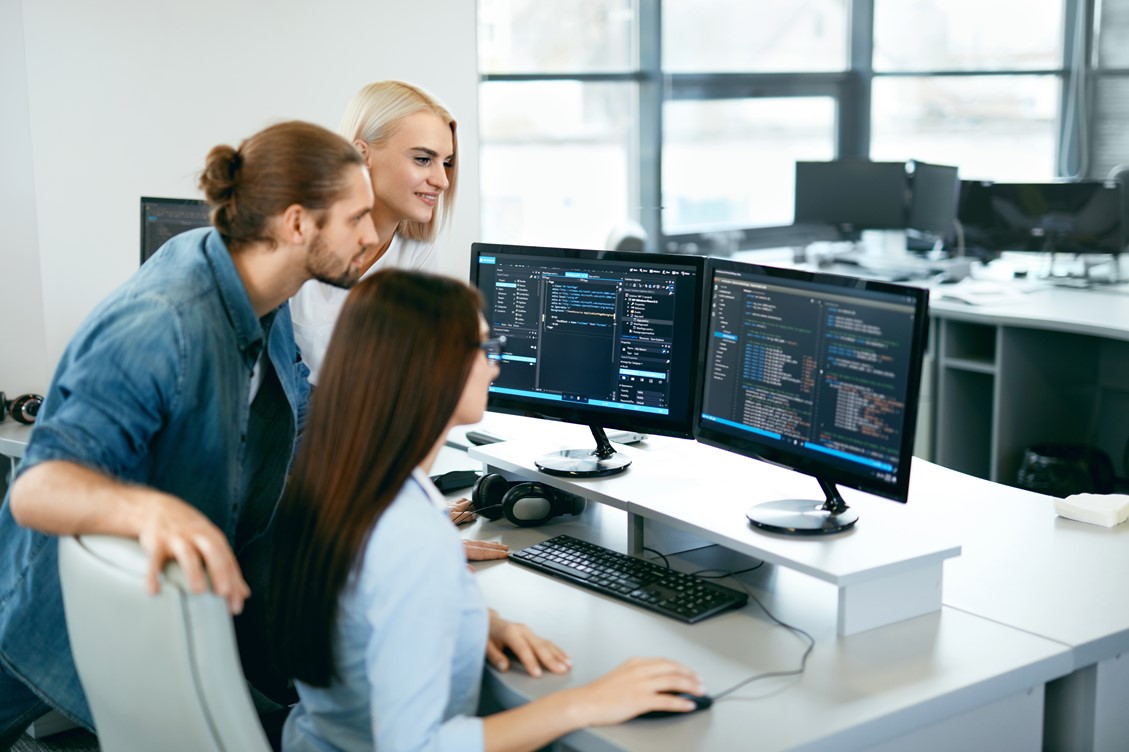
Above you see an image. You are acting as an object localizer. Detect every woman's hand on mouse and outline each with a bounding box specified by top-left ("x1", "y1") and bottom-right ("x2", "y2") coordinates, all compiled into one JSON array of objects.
[
  {"x1": 565, "y1": 657, "x2": 703, "y2": 726},
  {"x1": 486, "y1": 610, "x2": 571, "y2": 677}
]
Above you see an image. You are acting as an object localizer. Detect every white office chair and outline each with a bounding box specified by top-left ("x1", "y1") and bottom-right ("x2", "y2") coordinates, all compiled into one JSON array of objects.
[
  {"x1": 58, "y1": 534, "x2": 272, "y2": 752},
  {"x1": 605, "y1": 219, "x2": 648, "y2": 252}
]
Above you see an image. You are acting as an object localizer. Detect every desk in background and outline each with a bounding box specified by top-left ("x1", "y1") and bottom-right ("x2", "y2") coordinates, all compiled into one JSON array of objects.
[
  {"x1": 0, "y1": 421, "x2": 31, "y2": 491},
  {"x1": 929, "y1": 284, "x2": 1129, "y2": 487}
]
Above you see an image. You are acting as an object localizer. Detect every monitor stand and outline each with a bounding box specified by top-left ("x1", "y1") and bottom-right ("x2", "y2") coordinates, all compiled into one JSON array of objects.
[
  {"x1": 746, "y1": 477, "x2": 858, "y2": 535},
  {"x1": 535, "y1": 425, "x2": 632, "y2": 478}
]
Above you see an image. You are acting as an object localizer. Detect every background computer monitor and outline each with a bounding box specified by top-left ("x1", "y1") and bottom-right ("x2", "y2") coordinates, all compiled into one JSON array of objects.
[
  {"x1": 695, "y1": 258, "x2": 930, "y2": 535},
  {"x1": 907, "y1": 161, "x2": 960, "y2": 240},
  {"x1": 472, "y1": 242, "x2": 705, "y2": 477},
  {"x1": 957, "y1": 181, "x2": 1124, "y2": 256},
  {"x1": 793, "y1": 160, "x2": 909, "y2": 232},
  {"x1": 139, "y1": 196, "x2": 211, "y2": 265}
]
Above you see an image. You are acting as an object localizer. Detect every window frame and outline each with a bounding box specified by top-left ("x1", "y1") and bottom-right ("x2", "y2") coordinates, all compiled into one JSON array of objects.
[{"x1": 479, "y1": 0, "x2": 1094, "y2": 252}]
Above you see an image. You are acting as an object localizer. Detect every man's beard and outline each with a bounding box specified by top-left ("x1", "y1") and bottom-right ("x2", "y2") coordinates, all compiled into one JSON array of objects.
[{"x1": 307, "y1": 233, "x2": 363, "y2": 290}]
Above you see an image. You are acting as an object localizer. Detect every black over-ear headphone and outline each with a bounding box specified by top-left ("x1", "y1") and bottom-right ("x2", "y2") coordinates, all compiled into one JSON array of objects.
[
  {"x1": 0, "y1": 392, "x2": 44, "y2": 425},
  {"x1": 470, "y1": 473, "x2": 587, "y2": 528}
]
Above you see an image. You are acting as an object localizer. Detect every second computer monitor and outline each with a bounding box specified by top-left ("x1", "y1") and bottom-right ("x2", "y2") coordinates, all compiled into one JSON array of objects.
[
  {"x1": 140, "y1": 196, "x2": 211, "y2": 265},
  {"x1": 908, "y1": 161, "x2": 960, "y2": 240},
  {"x1": 696, "y1": 258, "x2": 930, "y2": 534},
  {"x1": 794, "y1": 160, "x2": 909, "y2": 232},
  {"x1": 957, "y1": 180, "x2": 1124, "y2": 256},
  {"x1": 472, "y1": 242, "x2": 705, "y2": 476}
]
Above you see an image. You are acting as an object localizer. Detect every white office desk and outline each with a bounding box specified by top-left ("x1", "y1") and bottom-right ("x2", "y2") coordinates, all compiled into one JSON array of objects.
[
  {"x1": 459, "y1": 482, "x2": 1070, "y2": 751},
  {"x1": 909, "y1": 460, "x2": 1129, "y2": 750},
  {"x1": 0, "y1": 421, "x2": 31, "y2": 460},
  {"x1": 0, "y1": 421, "x2": 32, "y2": 489},
  {"x1": 921, "y1": 283, "x2": 1129, "y2": 486}
]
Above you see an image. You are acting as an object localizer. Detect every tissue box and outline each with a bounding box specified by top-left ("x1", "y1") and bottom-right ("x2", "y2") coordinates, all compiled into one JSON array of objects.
[{"x1": 1054, "y1": 493, "x2": 1129, "y2": 528}]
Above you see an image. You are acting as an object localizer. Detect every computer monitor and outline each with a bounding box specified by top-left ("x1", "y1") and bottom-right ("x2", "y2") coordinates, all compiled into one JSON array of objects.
[
  {"x1": 907, "y1": 161, "x2": 960, "y2": 240},
  {"x1": 696, "y1": 258, "x2": 930, "y2": 535},
  {"x1": 139, "y1": 196, "x2": 211, "y2": 265},
  {"x1": 471, "y1": 242, "x2": 705, "y2": 477},
  {"x1": 793, "y1": 160, "x2": 909, "y2": 232},
  {"x1": 957, "y1": 181, "x2": 1124, "y2": 256}
]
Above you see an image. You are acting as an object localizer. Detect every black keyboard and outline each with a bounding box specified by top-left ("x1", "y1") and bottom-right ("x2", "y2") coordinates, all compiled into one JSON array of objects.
[{"x1": 509, "y1": 535, "x2": 748, "y2": 624}]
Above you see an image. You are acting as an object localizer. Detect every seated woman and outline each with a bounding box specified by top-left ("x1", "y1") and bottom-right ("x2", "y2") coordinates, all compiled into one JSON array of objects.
[{"x1": 269, "y1": 270, "x2": 703, "y2": 751}]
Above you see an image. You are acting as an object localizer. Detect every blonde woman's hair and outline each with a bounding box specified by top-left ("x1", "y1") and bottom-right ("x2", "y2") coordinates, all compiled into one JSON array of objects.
[{"x1": 339, "y1": 81, "x2": 458, "y2": 243}]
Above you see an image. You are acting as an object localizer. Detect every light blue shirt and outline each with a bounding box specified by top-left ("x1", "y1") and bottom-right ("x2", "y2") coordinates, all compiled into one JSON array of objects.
[{"x1": 284, "y1": 469, "x2": 488, "y2": 752}]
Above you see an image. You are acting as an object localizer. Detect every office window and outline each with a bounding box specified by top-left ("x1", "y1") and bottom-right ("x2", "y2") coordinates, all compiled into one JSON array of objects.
[
  {"x1": 479, "y1": 81, "x2": 634, "y2": 249},
  {"x1": 478, "y1": 0, "x2": 1094, "y2": 251},
  {"x1": 873, "y1": 0, "x2": 1063, "y2": 72},
  {"x1": 663, "y1": 0, "x2": 848, "y2": 73},
  {"x1": 1094, "y1": 0, "x2": 1129, "y2": 177},
  {"x1": 478, "y1": 0, "x2": 635, "y2": 73},
  {"x1": 1098, "y1": 0, "x2": 1129, "y2": 67},
  {"x1": 663, "y1": 98, "x2": 836, "y2": 231},
  {"x1": 870, "y1": 76, "x2": 1059, "y2": 181}
]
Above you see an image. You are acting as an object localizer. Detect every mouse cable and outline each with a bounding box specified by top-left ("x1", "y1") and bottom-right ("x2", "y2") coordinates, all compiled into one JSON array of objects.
[
  {"x1": 700, "y1": 576, "x2": 815, "y2": 701},
  {"x1": 641, "y1": 545, "x2": 812, "y2": 699}
]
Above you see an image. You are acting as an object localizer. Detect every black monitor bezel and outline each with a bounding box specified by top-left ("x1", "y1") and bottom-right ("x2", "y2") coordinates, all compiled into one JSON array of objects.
[
  {"x1": 139, "y1": 196, "x2": 211, "y2": 265},
  {"x1": 471, "y1": 242, "x2": 706, "y2": 440},
  {"x1": 957, "y1": 180, "x2": 1125, "y2": 255},
  {"x1": 908, "y1": 160, "x2": 960, "y2": 239},
  {"x1": 793, "y1": 160, "x2": 909, "y2": 231},
  {"x1": 694, "y1": 257, "x2": 930, "y2": 504}
]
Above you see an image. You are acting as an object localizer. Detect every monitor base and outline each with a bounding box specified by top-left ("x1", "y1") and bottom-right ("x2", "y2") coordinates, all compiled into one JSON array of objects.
[
  {"x1": 535, "y1": 449, "x2": 631, "y2": 477},
  {"x1": 746, "y1": 499, "x2": 858, "y2": 536},
  {"x1": 535, "y1": 426, "x2": 632, "y2": 477}
]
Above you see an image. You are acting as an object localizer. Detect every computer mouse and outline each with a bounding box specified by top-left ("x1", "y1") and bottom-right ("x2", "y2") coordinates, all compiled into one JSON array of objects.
[{"x1": 635, "y1": 692, "x2": 713, "y2": 720}]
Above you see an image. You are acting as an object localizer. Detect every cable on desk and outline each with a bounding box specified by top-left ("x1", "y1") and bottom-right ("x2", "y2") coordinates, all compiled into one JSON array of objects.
[
  {"x1": 646, "y1": 544, "x2": 766, "y2": 576},
  {"x1": 699, "y1": 576, "x2": 815, "y2": 701},
  {"x1": 692, "y1": 563, "x2": 764, "y2": 578},
  {"x1": 643, "y1": 544, "x2": 811, "y2": 699},
  {"x1": 642, "y1": 547, "x2": 670, "y2": 569}
]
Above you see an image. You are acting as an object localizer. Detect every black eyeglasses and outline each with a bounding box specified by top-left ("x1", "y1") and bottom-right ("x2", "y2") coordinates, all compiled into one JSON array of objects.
[{"x1": 479, "y1": 335, "x2": 507, "y2": 358}]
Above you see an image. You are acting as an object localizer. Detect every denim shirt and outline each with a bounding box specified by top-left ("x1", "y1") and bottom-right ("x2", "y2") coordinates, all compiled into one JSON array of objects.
[{"x1": 0, "y1": 227, "x2": 309, "y2": 726}]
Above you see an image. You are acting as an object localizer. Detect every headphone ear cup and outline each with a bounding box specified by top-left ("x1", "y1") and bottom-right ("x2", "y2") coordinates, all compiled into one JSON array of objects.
[
  {"x1": 470, "y1": 473, "x2": 509, "y2": 521},
  {"x1": 8, "y1": 394, "x2": 43, "y2": 425},
  {"x1": 502, "y1": 482, "x2": 557, "y2": 527}
]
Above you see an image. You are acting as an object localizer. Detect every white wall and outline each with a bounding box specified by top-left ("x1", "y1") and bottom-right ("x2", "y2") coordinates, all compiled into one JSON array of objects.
[
  {"x1": 0, "y1": 0, "x2": 480, "y2": 392},
  {"x1": 0, "y1": 0, "x2": 49, "y2": 396}
]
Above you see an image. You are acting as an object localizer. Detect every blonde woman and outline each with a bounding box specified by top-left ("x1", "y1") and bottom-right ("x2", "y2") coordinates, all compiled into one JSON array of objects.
[
  {"x1": 291, "y1": 80, "x2": 459, "y2": 385},
  {"x1": 292, "y1": 81, "x2": 505, "y2": 560}
]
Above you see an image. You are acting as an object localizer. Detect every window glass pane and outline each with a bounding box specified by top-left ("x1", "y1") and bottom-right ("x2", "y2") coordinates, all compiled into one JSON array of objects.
[
  {"x1": 662, "y1": 98, "x2": 836, "y2": 233},
  {"x1": 479, "y1": 82, "x2": 633, "y2": 249},
  {"x1": 663, "y1": 0, "x2": 847, "y2": 73},
  {"x1": 870, "y1": 76, "x2": 1059, "y2": 181},
  {"x1": 1098, "y1": 0, "x2": 1129, "y2": 68},
  {"x1": 1093, "y1": 77, "x2": 1129, "y2": 178},
  {"x1": 874, "y1": 0, "x2": 1063, "y2": 72},
  {"x1": 478, "y1": 0, "x2": 636, "y2": 73}
]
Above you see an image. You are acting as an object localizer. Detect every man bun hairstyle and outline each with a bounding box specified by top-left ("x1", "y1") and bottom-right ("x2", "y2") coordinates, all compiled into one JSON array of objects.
[{"x1": 199, "y1": 120, "x2": 364, "y2": 251}]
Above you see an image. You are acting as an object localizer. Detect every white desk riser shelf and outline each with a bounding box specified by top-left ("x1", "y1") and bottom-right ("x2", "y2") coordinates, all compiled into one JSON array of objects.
[{"x1": 469, "y1": 431, "x2": 961, "y2": 637}]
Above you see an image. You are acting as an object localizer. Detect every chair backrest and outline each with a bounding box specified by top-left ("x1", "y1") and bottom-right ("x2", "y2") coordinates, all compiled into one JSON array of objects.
[{"x1": 58, "y1": 535, "x2": 272, "y2": 752}]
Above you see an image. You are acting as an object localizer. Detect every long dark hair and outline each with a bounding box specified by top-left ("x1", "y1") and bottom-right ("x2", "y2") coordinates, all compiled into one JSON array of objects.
[{"x1": 268, "y1": 269, "x2": 483, "y2": 686}]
